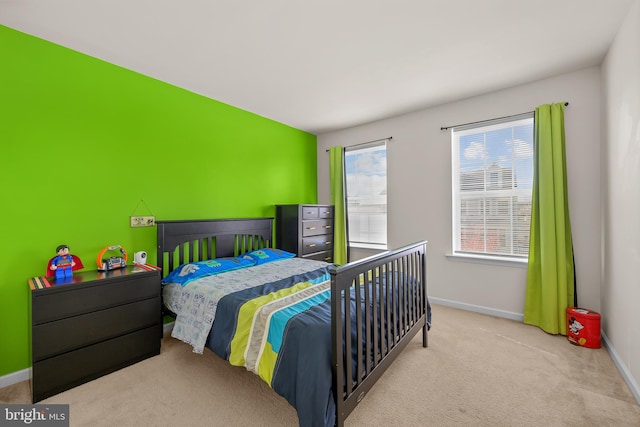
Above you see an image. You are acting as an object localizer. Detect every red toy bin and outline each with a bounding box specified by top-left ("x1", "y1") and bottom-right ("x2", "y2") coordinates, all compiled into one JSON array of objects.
[{"x1": 566, "y1": 307, "x2": 601, "y2": 349}]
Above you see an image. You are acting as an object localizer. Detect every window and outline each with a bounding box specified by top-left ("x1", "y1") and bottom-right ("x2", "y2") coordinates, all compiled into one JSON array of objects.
[
  {"x1": 451, "y1": 114, "x2": 534, "y2": 260},
  {"x1": 345, "y1": 141, "x2": 387, "y2": 249}
]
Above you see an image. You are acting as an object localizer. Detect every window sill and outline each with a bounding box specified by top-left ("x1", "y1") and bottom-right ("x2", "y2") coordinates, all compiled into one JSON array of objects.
[
  {"x1": 349, "y1": 243, "x2": 388, "y2": 250},
  {"x1": 445, "y1": 253, "x2": 528, "y2": 268}
]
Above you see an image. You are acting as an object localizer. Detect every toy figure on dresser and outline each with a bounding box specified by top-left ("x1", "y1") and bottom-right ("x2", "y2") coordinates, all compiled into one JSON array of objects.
[{"x1": 47, "y1": 244, "x2": 84, "y2": 280}]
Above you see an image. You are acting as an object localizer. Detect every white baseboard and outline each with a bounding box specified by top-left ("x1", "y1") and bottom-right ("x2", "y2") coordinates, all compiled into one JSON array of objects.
[
  {"x1": 0, "y1": 368, "x2": 29, "y2": 389},
  {"x1": 601, "y1": 330, "x2": 640, "y2": 405},
  {"x1": 431, "y1": 297, "x2": 640, "y2": 405},
  {"x1": 429, "y1": 297, "x2": 524, "y2": 322}
]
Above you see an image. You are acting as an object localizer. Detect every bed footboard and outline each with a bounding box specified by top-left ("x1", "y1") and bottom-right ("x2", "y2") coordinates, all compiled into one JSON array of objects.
[{"x1": 330, "y1": 241, "x2": 428, "y2": 427}]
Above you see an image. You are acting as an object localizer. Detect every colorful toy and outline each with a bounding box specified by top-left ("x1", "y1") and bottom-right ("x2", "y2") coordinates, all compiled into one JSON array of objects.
[
  {"x1": 47, "y1": 244, "x2": 84, "y2": 280},
  {"x1": 97, "y1": 245, "x2": 128, "y2": 271}
]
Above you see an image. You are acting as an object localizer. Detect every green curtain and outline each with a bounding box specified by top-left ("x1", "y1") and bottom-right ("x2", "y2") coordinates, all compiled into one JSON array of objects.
[
  {"x1": 329, "y1": 146, "x2": 348, "y2": 265},
  {"x1": 524, "y1": 103, "x2": 575, "y2": 335}
]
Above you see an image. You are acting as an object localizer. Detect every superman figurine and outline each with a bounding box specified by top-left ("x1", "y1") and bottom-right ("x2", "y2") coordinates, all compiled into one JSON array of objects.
[{"x1": 47, "y1": 244, "x2": 83, "y2": 280}]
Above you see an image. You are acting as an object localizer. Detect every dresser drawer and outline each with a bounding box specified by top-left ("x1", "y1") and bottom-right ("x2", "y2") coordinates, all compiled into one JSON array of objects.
[
  {"x1": 32, "y1": 325, "x2": 160, "y2": 403},
  {"x1": 303, "y1": 251, "x2": 333, "y2": 263},
  {"x1": 302, "y1": 206, "x2": 319, "y2": 220},
  {"x1": 302, "y1": 219, "x2": 333, "y2": 237},
  {"x1": 302, "y1": 235, "x2": 333, "y2": 255},
  {"x1": 318, "y1": 207, "x2": 334, "y2": 219},
  {"x1": 32, "y1": 274, "x2": 159, "y2": 325},
  {"x1": 33, "y1": 297, "x2": 160, "y2": 361}
]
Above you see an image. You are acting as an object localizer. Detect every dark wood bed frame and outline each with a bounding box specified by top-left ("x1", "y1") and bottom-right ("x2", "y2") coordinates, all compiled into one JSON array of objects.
[{"x1": 157, "y1": 217, "x2": 428, "y2": 427}]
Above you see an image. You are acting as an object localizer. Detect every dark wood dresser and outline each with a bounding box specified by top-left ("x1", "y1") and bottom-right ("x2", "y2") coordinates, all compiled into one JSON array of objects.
[
  {"x1": 28, "y1": 265, "x2": 162, "y2": 402},
  {"x1": 276, "y1": 204, "x2": 334, "y2": 263}
]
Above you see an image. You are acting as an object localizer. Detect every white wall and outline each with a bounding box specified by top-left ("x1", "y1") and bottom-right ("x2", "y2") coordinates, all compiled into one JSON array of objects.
[
  {"x1": 601, "y1": 0, "x2": 640, "y2": 402},
  {"x1": 317, "y1": 67, "x2": 602, "y2": 319}
]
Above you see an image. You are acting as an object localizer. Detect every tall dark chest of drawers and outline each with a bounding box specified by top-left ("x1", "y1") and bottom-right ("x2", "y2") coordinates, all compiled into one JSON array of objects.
[
  {"x1": 28, "y1": 265, "x2": 162, "y2": 402},
  {"x1": 276, "y1": 204, "x2": 334, "y2": 263}
]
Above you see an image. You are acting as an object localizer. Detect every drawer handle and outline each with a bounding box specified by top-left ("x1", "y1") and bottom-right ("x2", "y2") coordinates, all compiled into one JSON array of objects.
[
  {"x1": 324, "y1": 225, "x2": 332, "y2": 229},
  {"x1": 308, "y1": 243, "x2": 317, "y2": 247},
  {"x1": 323, "y1": 211, "x2": 331, "y2": 214},
  {"x1": 325, "y1": 241, "x2": 332, "y2": 245},
  {"x1": 324, "y1": 257, "x2": 332, "y2": 262},
  {"x1": 307, "y1": 226, "x2": 317, "y2": 230}
]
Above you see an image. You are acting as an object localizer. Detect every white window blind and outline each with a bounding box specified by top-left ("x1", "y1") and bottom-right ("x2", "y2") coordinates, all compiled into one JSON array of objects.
[
  {"x1": 451, "y1": 113, "x2": 534, "y2": 259},
  {"x1": 345, "y1": 141, "x2": 387, "y2": 249}
]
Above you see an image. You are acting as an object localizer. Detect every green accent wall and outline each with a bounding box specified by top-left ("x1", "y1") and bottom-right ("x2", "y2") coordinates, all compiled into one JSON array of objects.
[{"x1": 0, "y1": 25, "x2": 318, "y2": 377}]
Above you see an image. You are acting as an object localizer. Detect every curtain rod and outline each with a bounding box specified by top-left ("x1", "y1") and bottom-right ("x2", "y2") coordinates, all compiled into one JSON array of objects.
[
  {"x1": 440, "y1": 102, "x2": 569, "y2": 131},
  {"x1": 325, "y1": 136, "x2": 392, "y2": 152}
]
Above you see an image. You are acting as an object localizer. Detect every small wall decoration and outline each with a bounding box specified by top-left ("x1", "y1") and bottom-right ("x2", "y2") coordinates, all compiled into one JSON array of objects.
[{"x1": 130, "y1": 199, "x2": 156, "y2": 228}]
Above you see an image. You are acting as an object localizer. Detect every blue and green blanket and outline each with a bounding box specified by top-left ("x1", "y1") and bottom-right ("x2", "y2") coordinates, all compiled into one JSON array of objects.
[{"x1": 164, "y1": 257, "x2": 428, "y2": 427}]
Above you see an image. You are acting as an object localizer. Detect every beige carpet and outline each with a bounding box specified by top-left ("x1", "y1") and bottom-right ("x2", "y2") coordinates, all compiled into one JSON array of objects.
[{"x1": 2, "y1": 304, "x2": 639, "y2": 426}]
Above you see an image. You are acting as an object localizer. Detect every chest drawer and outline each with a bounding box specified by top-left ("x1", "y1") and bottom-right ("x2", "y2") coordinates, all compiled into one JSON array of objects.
[
  {"x1": 32, "y1": 274, "x2": 159, "y2": 325},
  {"x1": 302, "y1": 235, "x2": 333, "y2": 255},
  {"x1": 318, "y1": 207, "x2": 334, "y2": 219},
  {"x1": 32, "y1": 325, "x2": 160, "y2": 403},
  {"x1": 302, "y1": 206, "x2": 319, "y2": 220},
  {"x1": 303, "y1": 251, "x2": 333, "y2": 263},
  {"x1": 33, "y1": 296, "x2": 160, "y2": 361},
  {"x1": 302, "y1": 219, "x2": 333, "y2": 237}
]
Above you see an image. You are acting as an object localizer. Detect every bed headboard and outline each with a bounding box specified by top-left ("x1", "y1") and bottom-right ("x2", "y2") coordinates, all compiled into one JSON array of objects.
[{"x1": 156, "y1": 218, "x2": 273, "y2": 276}]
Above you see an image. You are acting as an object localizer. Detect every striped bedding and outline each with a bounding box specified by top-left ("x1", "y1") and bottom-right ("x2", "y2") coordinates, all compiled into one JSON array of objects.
[
  {"x1": 163, "y1": 257, "x2": 337, "y2": 426},
  {"x1": 163, "y1": 256, "x2": 425, "y2": 427},
  {"x1": 163, "y1": 257, "x2": 332, "y2": 355}
]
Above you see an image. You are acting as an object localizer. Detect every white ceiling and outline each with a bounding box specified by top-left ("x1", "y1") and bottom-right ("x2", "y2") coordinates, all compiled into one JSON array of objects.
[{"x1": 0, "y1": 0, "x2": 635, "y2": 134}]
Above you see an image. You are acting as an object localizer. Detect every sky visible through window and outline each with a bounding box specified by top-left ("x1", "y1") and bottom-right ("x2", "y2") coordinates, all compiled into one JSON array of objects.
[
  {"x1": 345, "y1": 145, "x2": 387, "y2": 246},
  {"x1": 459, "y1": 123, "x2": 534, "y2": 189},
  {"x1": 345, "y1": 147, "x2": 386, "y2": 196}
]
